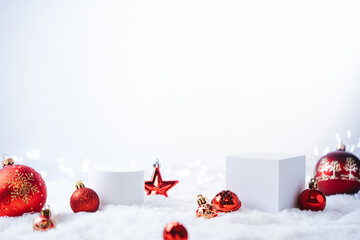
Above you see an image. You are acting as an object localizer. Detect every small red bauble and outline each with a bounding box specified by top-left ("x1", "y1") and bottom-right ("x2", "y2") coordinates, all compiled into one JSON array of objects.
[
  {"x1": 314, "y1": 143, "x2": 360, "y2": 195},
  {"x1": 70, "y1": 180, "x2": 99, "y2": 213},
  {"x1": 196, "y1": 194, "x2": 218, "y2": 219},
  {"x1": 0, "y1": 156, "x2": 47, "y2": 217},
  {"x1": 33, "y1": 205, "x2": 56, "y2": 232},
  {"x1": 298, "y1": 178, "x2": 326, "y2": 211},
  {"x1": 211, "y1": 190, "x2": 241, "y2": 212},
  {"x1": 163, "y1": 222, "x2": 188, "y2": 240}
]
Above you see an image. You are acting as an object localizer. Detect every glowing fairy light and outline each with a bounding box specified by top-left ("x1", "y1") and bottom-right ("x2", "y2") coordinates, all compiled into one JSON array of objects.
[
  {"x1": 32, "y1": 150, "x2": 41, "y2": 161},
  {"x1": 314, "y1": 147, "x2": 319, "y2": 156},
  {"x1": 322, "y1": 147, "x2": 330, "y2": 156},
  {"x1": 40, "y1": 171, "x2": 47, "y2": 178},
  {"x1": 347, "y1": 130, "x2": 352, "y2": 138}
]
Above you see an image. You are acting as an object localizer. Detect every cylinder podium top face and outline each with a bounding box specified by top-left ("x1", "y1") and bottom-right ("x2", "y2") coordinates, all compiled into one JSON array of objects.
[{"x1": 88, "y1": 166, "x2": 145, "y2": 206}]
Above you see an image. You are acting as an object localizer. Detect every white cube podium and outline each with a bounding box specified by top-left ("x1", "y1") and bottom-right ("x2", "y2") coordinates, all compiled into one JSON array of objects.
[{"x1": 226, "y1": 152, "x2": 305, "y2": 212}]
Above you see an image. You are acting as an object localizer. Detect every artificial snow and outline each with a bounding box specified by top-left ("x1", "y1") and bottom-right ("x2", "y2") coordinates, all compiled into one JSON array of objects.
[{"x1": 1, "y1": 177, "x2": 360, "y2": 240}]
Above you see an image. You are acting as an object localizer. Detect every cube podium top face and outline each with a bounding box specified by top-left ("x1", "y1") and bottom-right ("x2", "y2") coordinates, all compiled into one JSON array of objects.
[{"x1": 226, "y1": 152, "x2": 305, "y2": 212}]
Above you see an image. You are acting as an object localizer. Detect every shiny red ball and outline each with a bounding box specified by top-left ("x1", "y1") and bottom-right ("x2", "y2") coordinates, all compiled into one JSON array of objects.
[
  {"x1": 70, "y1": 187, "x2": 99, "y2": 213},
  {"x1": 314, "y1": 150, "x2": 360, "y2": 195},
  {"x1": 211, "y1": 190, "x2": 241, "y2": 212},
  {"x1": 0, "y1": 164, "x2": 47, "y2": 217},
  {"x1": 298, "y1": 189, "x2": 326, "y2": 211},
  {"x1": 163, "y1": 222, "x2": 188, "y2": 240}
]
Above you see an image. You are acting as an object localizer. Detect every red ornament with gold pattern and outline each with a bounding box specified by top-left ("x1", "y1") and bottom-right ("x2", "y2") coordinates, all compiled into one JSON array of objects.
[
  {"x1": 211, "y1": 190, "x2": 241, "y2": 212},
  {"x1": 145, "y1": 159, "x2": 179, "y2": 197},
  {"x1": 298, "y1": 178, "x2": 326, "y2": 211},
  {"x1": 163, "y1": 221, "x2": 188, "y2": 240},
  {"x1": 33, "y1": 205, "x2": 56, "y2": 232},
  {"x1": 314, "y1": 143, "x2": 360, "y2": 195},
  {"x1": 196, "y1": 194, "x2": 218, "y2": 219},
  {"x1": 0, "y1": 154, "x2": 47, "y2": 217},
  {"x1": 70, "y1": 180, "x2": 100, "y2": 213}
]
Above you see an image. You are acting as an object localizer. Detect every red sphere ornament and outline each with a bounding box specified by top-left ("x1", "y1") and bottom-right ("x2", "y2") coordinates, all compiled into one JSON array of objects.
[
  {"x1": 33, "y1": 205, "x2": 56, "y2": 232},
  {"x1": 298, "y1": 178, "x2": 326, "y2": 211},
  {"x1": 196, "y1": 194, "x2": 218, "y2": 219},
  {"x1": 211, "y1": 190, "x2": 241, "y2": 212},
  {"x1": 314, "y1": 143, "x2": 360, "y2": 195},
  {"x1": 145, "y1": 159, "x2": 179, "y2": 197},
  {"x1": 70, "y1": 180, "x2": 99, "y2": 213},
  {"x1": 163, "y1": 222, "x2": 188, "y2": 240},
  {"x1": 0, "y1": 155, "x2": 47, "y2": 217}
]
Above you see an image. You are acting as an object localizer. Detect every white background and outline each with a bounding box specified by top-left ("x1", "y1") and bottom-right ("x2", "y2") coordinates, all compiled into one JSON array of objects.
[{"x1": 1, "y1": 0, "x2": 360, "y2": 175}]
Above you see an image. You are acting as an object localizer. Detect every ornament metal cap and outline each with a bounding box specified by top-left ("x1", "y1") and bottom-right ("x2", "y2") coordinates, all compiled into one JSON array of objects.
[
  {"x1": 308, "y1": 178, "x2": 318, "y2": 189},
  {"x1": 41, "y1": 205, "x2": 52, "y2": 217},
  {"x1": 197, "y1": 194, "x2": 208, "y2": 206},
  {"x1": 336, "y1": 141, "x2": 346, "y2": 151},
  {"x1": 75, "y1": 180, "x2": 85, "y2": 189},
  {"x1": 2, "y1": 154, "x2": 14, "y2": 168}
]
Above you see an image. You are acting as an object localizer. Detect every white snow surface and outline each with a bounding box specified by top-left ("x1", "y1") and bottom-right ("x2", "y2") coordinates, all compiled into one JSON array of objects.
[{"x1": 1, "y1": 179, "x2": 360, "y2": 240}]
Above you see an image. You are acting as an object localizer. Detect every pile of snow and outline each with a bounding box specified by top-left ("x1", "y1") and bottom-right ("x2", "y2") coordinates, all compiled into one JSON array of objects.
[{"x1": 1, "y1": 178, "x2": 360, "y2": 240}]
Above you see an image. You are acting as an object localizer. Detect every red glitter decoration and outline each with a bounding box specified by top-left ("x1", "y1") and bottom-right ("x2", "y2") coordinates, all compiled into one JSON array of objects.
[
  {"x1": 0, "y1": 156, "x2": 47, "y2": 217},
  {"x1": 70, "y1": 180, "x2": 99, "y2": 213},
  {"x1": 163, "y1": 222, "x2": 188, "y2": 240},
  {"x1": 145, "y1": 160, "x2": 178, "y2": 197}
]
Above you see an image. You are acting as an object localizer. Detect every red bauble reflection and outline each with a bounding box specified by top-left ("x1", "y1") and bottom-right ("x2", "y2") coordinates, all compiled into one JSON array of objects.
[
  {"x1": 0, "y1": 157, "x2": 47, "y2": 217},
  {"x1": 70, "y1": 180, "x2": 99, "y2": 213},
  {"x1": 314, "y1": 145, "x2": 360, "y2": 195},
  {"x1": 163, "y1": 222, "x2": 188, "y2": 240},
  {"x1": 211, "y1": 190, "x2": 241, "y2": 212}
]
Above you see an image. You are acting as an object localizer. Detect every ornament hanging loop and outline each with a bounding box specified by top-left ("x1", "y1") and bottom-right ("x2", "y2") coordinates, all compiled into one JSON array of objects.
[
  {"x1": 75, "y1": 180, "x2": 85, "y2": 189},
  {"x1": 153, "y1": 159, "x2": 160, "y2": 168},
  {"x1": 308, "y1": 178, "x2": 318, "y2": 189}
]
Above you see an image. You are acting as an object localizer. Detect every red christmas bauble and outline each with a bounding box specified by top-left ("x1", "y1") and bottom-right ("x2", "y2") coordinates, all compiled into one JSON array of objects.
[
  {"x1": 314, "y1": 144, "x2": 360, "y2": 195},
  {"x1": 298, "y1": 178, "x2": 326, "y2": 211},
  {"x1": 0, "y1": 157, "x2": 47, "y2": 217},
  {"x1": 298, "y1": 189, "x2": 326, "y2": 211},
  {"x1": 196, "y1": 194, "x2": 218, "y2": 219},
  {"x1": 70, "y1": 180, "x2": 99, "y2": 213},
  {"x1": 163, "y1": 222, "x2": 188, "y2": 240},
  {"x1": 211, "y1": 190, "x2": 241, "y2": 212},
  {"x1": 33, "y1": 206, "x2": 56, "y2": 232}
]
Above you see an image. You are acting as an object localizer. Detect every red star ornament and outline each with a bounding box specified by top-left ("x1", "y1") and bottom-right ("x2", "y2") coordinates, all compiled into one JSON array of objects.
[{"x1": 145, "y1": 160, "x2": 178, "y2": 197}]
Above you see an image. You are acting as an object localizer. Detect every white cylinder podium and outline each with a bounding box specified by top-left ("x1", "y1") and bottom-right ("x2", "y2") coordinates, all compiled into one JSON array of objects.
[{"x1": 88, "y1": 166, "x2": 145, "y2": 206}]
